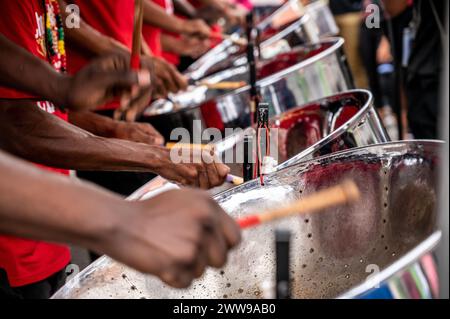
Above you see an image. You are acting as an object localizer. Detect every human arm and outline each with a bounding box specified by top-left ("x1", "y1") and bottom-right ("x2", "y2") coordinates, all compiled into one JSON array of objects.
[
  {"x1": 161, "y1": 34, "x2": 211, "y2": 58},
  {"x1": 59, "y1": 0, "x2": 130, "y2": 56},
  {"x1": 173, "y1": 0, "x2": 197, "y2": 18},
  {"x1": 68, "y1": 111, "x2": 165, "y2": 145},
  {"x1": 0, "y1": 35, "x2": 151, "y2": 112},
  {"x1": 0, "y1": 150, "x2": 240, "y2": 288},
  {"x1": 143, "y1": 0, "x2": 211, "y2": 38},
  {"x1": 0, "y1": 101, "x2": 229, "y2": 188}
]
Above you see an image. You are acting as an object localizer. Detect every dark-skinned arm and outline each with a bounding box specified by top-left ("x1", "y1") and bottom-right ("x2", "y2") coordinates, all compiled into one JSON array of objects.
[
  {"x1": 0, "y1": 150, "x2": 241, "y2": 288},
  {"x1": 68, "y1": 111, "x2": 165, "y2": 145},
  {"x1": 0, "y1": 34, "x2": 68, "y2": 106},
  {"x1": 60, "y1": 0, "x2": 188, "y2": 104},
  {"x1": 173, "y1": 0, "x2": 197, "y2": 19},
  {"x1": 0, "y1": 100, "x2": 229, "y2": 188},
  {"x1": 161, "y1": 34, "x2": 211, "y2": 59},
  {"x1": 0, "y1": 34, "x2": 152, "y2": 112}
]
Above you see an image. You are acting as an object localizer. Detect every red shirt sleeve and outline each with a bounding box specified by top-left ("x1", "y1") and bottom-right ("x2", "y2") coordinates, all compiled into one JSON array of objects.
[{"x1": 0, "y1": 0, "x2": 47, "y2": 99}]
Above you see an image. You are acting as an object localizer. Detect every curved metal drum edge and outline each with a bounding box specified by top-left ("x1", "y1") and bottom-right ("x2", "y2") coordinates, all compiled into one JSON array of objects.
[
  {"x1": 211, "y1": 90, "x2": 388, "y2": 181},
  {"x1": 337, "y1": 231, "x2": 442, "y2": 299},
  {"x1": 277, "y1": 89, "x2": 389, "y2": 170}
]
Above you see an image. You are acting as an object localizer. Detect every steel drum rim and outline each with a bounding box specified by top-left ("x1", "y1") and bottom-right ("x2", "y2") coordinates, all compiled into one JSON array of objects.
[
  {"x1": 186, "y1": 0, "x2": 299, "y2": 74},
  {"x1": 185, "y1": 38, "x2": 236, "y2": 78},
  {"x1": 256, "y1": 37, "x2": 345, "y2": 88},
  {"x1": 186, "y1": 37, "x2": 346, "y2": 103},
  {"x1": 217, "y1": 37, "x2": 345, "y2": 97},
  {"x1": 337, "y1": 231, "x2": 442, "y2": 299},
  {"x1": 276, "y1": 139, "x2": 445, "y2": 177},
  {"x1": 185, "y1": 14, "x2": 309, "y2": 79},
  {"x1": 256, "y1": 0, "x2": 296, "y2": 30},
  {"x1": 276, "y1": 89, "x2": 379, "y2": 170},
  {"x1": 212, "y1": 139, "x2": 443, "y2": 203},
  {"x1": 149, "y1": 38, "x2": 347, "y2": 117},
  {"x1": 259, "y1": 14, "x2": 309, "y2": 48},
  {"x1": 211, "y1": 89, "x2": 388, "y2": 170}
]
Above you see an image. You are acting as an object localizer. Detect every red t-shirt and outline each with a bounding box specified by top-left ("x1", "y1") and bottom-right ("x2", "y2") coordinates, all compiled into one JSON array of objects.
[
  {"x1": 66, "y1": 0, "x2": 135, "y2": 110},
  {"x1": 142, "y1": 0, "x2": 174, "y2": 57},
  {"x1": 0, "y1": 0, "x2": 71, "y2": 287}
]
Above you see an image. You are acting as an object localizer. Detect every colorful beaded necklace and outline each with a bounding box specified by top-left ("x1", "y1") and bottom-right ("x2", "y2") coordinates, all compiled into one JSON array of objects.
[{"x1": 43, "y1": 0, "x2": 67, "y2": 73}]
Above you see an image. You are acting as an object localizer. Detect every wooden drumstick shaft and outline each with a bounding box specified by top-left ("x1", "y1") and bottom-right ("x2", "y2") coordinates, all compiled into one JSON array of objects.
[
  {"x1": 166, "y1": 142, "x2": 215, "y2": 152},
  {"x1": 237, "y1": 180, "x2": 360, "y2": 229},
  {"x1": 198, "y1": 81, "x2": 247, "y2": 90},
  {"x1": 130, "y1": 0, "x2": 144, "y2": 70}
]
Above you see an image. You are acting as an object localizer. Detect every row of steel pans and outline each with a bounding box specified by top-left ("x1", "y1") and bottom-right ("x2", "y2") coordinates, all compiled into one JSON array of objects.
[
  {"x1": 141, "y1": 37, "x2": 354, "y2": 142},
  {"x1": 53, "y1": 1, "x2": 443, "y2": 299}
]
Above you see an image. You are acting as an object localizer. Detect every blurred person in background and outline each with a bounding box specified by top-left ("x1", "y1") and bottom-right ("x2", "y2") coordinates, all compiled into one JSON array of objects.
[
  {"x1": 359, "y1": 0, "x2": 398, "y2": 139},
  {"x1": 403, "y1": 0, "x2": 445, "y2": 139},
  {"x1": 381, "y1": 0, "x2": 413, "y2": 139},
  {"x1": 383, "y1": 0, "x2": 445, "y2": 139},
  {"x1": 164, "y1": 0, "x2": 248, "y2": 71}
]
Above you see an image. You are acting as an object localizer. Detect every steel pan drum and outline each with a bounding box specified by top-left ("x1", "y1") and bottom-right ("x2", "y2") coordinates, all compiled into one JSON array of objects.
[
  {"x1": 53, "y1": 140, "x2": 443, "y2": 299},
  {"x1": 142, "y1": 38, "x2": 353, "y2": 142},
  {"x1": 215, "y1": 90, "x2": 389, "y2": 177},
  {"x1": 186, "y1": 0, "x2": 338, "y2": 81}
]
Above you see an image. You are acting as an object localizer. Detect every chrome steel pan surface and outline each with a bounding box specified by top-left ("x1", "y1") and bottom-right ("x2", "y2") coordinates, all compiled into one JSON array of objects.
[{"x1": 53, "y1": 140, "x2": 443, "y2": 299}]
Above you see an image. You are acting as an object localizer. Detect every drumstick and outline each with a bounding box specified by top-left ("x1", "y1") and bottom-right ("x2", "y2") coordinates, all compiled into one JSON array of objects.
[
  {"x1": 166, "y1": 142, "x2": 215, "y2": 152},
  {"x1": 237, "y1": 180, "x2": 360, "y2": 229},
  {"x1": 130, "y1": 0, "x2": 144, "y2": 70},
  {"x1": 226, "y1": 174, "x2": 244, "y2": 186},
  {"x1": 197, "y1": 81, "x2": 247, "y2": 90}
]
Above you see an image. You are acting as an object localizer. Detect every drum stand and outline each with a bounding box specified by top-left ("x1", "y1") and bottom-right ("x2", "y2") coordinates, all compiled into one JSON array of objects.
[{"x1": 276, "y1": 229, "x2": 292, "y2": 299}]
